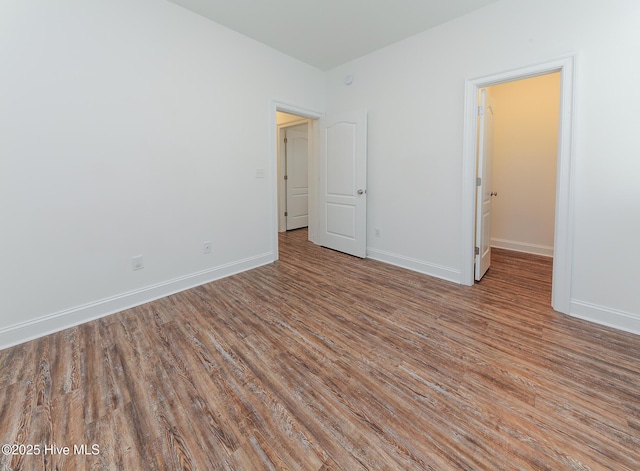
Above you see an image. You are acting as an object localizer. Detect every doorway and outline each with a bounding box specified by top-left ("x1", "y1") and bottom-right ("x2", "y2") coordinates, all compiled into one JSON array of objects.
[
  {"x1": 270, "y1": 103, "x2": 368, "y2": 261},
  {"x1": 475, "y1": 72, "x2": 561, "y2": 283},
  {"x1": 270, "y1": 102, "x2": 322, "y2": 261},
  {"x1": 462, "y1": 55, "x2": 577, "y2": 314}
]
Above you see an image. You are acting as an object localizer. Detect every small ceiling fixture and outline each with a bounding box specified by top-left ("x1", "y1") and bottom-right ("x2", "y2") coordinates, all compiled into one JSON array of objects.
[{"x1": 344, "y1": 74, "x2": 354, "y2": 85}]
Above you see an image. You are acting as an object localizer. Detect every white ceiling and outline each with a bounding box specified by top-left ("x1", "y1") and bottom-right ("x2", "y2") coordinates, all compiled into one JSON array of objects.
[{"x1": 166, "y1": 0, "x2": 501, "y2": 70}]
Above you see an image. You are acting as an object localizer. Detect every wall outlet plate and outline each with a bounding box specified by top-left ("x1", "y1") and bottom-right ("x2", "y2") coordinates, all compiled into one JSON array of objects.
[
  {"x1": 132, "y1": 255, "x2": 144, "y2": 271},
  {"x1": 203, "y1": 241, "x2": 212, "y2": 254}
]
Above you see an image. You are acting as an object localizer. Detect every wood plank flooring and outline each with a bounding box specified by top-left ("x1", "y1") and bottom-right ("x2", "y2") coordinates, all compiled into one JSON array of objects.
[{"x1": 1, "y1": 229, "x2": 639, "y2": 470}]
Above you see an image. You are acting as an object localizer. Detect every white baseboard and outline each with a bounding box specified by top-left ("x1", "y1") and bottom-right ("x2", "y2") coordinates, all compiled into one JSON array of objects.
[
  {"x1": 491, "y1": 238, "x2": 554, "y2": 257},
  {"x1": 570, "y1": 300, "x2": 640, "y2": 336},
  {"x1": 367, "y1": 248, "x2": 461, "y2": 284},
  {"x1": 0, "y1": 253, "x2": 274, "y2": 351}
]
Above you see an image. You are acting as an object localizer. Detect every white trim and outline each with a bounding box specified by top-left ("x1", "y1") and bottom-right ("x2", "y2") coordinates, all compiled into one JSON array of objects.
[
  {"x1": 461, "y1": 54, "x2": 577, "y2": 315},
  {"x1": 0, "y1": 253, "x2": 273, "y2": 350},
  {"x1": 491, "y1": 238, "x2": 554, "y2": 257},
  {"x1": 570, "y1": 300, "x2": 640, "y2": 336},
  {"x1": 367, "y1": 248, "x2": 461, "y2": 284},
  {"x1": 270, "y1": 100, "x2": 324, "y2": 257}
]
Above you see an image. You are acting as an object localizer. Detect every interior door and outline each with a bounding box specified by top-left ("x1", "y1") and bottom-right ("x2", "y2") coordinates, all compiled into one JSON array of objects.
[
  {"x1": 285, "y1": 123, "x2": 309, "y2": 230},
  {"x1": 475, "y1": 89, "x2": 495, "y2": 280},
  {"x1": 318, "y1": 110, "x2": 367, "y2": 258}
]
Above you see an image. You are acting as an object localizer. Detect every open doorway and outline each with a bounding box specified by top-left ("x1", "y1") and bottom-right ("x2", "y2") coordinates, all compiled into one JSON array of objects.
[
  {"x1": 462, "y1": 55, "x2": 577, "y2": 314},
  {"x1": 269, "y1": 102, "x2": 322, "y2": 261},
  {"x1": 270, "y1": 105, "x2": 368, "y2": 261},
  {"x1": 475, "y1": 72, "x2": 561, "y2": 287}
]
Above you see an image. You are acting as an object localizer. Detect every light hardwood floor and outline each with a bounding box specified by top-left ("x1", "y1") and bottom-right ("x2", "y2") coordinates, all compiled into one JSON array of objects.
[{"x1": 1, "y1": 229, "x2": 639, "y2": 470}]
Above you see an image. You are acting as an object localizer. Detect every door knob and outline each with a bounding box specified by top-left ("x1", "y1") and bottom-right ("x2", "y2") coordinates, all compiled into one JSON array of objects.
[{"x1": 357, "y1": 189, "x2": 366, "y2": 195}]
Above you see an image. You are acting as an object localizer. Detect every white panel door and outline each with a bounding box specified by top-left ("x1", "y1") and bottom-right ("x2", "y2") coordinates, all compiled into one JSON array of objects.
[
  {"x1": 475, "y1": 89, "x2": 495, "y2": 280},
  {"x1": 318, "y1": 110, "x2": 367, "y2": 258},
  {"x1": 285, "y1": 124, "x2": 309, "y2": 230}
]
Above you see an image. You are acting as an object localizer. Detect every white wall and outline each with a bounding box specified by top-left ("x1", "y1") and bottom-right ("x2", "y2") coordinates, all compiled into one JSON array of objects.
[
  {"x1": 277, "y1": 112, "x2": 306, "y2": 126},
  {"x1": 0, "y1": 0, "x2": 325, "y2": 348},
  {"x1": 489, "y1": 73, "x2": 560, "y2": 257},
  {"x1": 2, "y1": 0, "x2": 639, "y2": 346},
  {"x1": 325, "y1": 0, "x2": 640, "y2": 332}
]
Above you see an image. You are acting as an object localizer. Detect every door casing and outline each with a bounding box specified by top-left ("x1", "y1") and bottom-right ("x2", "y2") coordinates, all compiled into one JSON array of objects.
[
  {"x1": 461, "y1": 54, "x2": 577, "y2": 314},
  {"x1": 270, "y1": 101, "x2": 323, "y2": 261}
]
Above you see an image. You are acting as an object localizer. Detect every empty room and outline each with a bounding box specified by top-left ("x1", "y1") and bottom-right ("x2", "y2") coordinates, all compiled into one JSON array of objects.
[{"x1": 1, "y1": 0, "x2": 639, "y2": 470}]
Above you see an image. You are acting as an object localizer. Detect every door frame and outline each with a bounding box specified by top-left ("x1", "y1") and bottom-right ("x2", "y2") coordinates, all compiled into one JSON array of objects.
[
  {"x1": 461, "y1": 54, "x2": 577, "y2": 314},
  {"x1": 270, "y1": 100, "x2": 323, "y2": 261}
]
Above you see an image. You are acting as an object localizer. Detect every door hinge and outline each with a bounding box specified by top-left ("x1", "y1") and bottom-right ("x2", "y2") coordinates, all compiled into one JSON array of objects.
[
  {"x1": 475, "y1": 247, "x2": 480, "y2": 256},
  {"x1": 476, "y1": 177, "x2": 482, "y2": 186},
  {"x1": 284, "y1": 175, "x2": 288, "y2": 180},
  {"x1": 283, "y1": 136, "x2": 288, "y2": 144},
  {"x1": 284, "y1": 211, "x2": 288, "y2": 217},
  {"x1": 478, "y1": 105, "x2": 484, "y2": 116}
]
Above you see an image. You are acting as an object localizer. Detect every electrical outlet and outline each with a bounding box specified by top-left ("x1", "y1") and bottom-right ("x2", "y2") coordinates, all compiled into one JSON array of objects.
[
  {"x1": 132, "y1": 255, "x2": 144, "y2": 271},
  {"x1": 375, "y1": 228, "x2": 381, "y2": 238},
  {"x1": 203, "y1": 241, "x2": 212, "y2": 254}
]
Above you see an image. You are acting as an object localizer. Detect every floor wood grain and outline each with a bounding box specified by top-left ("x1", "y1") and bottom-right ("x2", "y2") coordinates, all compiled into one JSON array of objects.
[{"x1": 1, "y1": 230, "x2": 639, "y2": 470}]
